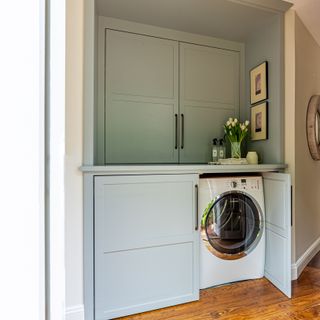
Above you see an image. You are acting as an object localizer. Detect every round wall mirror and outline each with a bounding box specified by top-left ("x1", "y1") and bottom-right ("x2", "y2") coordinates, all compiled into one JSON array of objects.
[
  {"x1": 307, "y1": 95, "x2": 320, "y2": 160},
  {"x1": 316, "y1": 112, "x2": 320, "y2": 145}
]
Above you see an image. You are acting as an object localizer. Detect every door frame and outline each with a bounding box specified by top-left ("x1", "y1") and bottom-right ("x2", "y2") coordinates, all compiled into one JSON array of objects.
[
  {"x1": 83, "y1": 1, "x2": 292, "y2": 318},
  {"x1": 46, "y1": 0, "x2": 67, "y2": 319}
]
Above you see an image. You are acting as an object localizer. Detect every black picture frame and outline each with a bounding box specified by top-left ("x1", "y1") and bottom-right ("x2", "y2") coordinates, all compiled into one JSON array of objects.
[
  {"x1": 250, "y1": 61, "x2": 268, "y2": 105},
  {"x1": 250, "y1": 102, "x2": 268, "y2": 141}
]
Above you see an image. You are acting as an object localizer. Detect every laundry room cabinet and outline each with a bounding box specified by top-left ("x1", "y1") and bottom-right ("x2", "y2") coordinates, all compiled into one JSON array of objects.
[
  {"x1": 101, "y1": 30, "x2": 179, "y2": 164},
  {"x1": 84, "y1": 168, "x2": 292, "y2": 320},
  {"x1": 93, "y1": 174, "x2": 199, "y2": 319},
  {"x1": 179, "y1": 43, "x2": 240, "y2": 163},
  {"x1": 96, "y1": 23, "x2": 241, "y2": 165}
]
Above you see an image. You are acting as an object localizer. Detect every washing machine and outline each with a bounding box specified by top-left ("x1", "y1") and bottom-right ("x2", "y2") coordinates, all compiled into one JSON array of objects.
[{"x1": 199, "y1": 176, "x2": 265, "y2": 289}]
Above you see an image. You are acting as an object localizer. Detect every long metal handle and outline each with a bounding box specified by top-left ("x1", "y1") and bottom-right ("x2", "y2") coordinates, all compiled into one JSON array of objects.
[
  {"x1": 181, "y1": 114, "x2": 184, "y2": 149},
  {"x1": 174, "y1": 114, "x2": 178, "y2": 149},
  {"x1": 195, "y1": 184, "x2": 199, "y2": 231}
]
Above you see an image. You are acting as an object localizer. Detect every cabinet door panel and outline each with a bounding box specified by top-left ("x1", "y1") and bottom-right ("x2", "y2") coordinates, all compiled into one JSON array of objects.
[
  {"x1": 94, "y1": 175, "x2": 199, "y2": 319},
  {"x1": 107, "y1": 30, "x2": 176, "y2": 99},
  {"x1": 96, "y1": 243, "x2": 194, "y2": 320},
  {"x1": 105, "y1": 30, "x2": 179, "y2": 164},
  {"x1": 180, "y1": 43, "x2": 240, "y2": 163},
  {"x1": 95, "y1": 176, "x2": 194, "y2": 252},
  {"x1": 106, "y1": 100, "x2": 176, "y2": 164},
  {"x1": 263, "y1": 172, "x2": 291, "y2": 298}
]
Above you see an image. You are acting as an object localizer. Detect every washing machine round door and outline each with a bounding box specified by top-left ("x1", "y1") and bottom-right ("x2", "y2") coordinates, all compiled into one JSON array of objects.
[{"x1": 201, "y1": 191, "x2": 263, "y2": 260}]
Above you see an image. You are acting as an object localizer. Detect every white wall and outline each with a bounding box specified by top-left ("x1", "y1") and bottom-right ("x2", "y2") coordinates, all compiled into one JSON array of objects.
[
  {"x1": 65, "y1": 0, "x2": 84, "y2": 318},
  {"x1": 294, "y1": 14, "x2": 320, "y2": 260},
  {"x1": 0, "y1": 0, "x2": 45, "y2": 319},
  {"x1": 284, "y1": 9, "x2": 296, "y2": 263}
]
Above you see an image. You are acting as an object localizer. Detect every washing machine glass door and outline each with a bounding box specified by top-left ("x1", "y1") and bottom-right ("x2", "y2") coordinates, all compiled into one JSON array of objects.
[{"x1": 201, "y1": 191, "x2": 263, "y2": 260}]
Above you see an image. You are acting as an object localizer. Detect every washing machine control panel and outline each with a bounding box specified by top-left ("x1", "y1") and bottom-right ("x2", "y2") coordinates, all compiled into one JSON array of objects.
[{"x1": 229, "y1": 178, "x2": 260, "y2": 190}]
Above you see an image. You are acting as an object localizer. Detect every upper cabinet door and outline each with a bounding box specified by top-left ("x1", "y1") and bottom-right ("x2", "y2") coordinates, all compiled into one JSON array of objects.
[
  {"x1": 263, "y1": 172, "x2": 292, "y2": 298},
  {"x1": 179, "y1": 43, "x2": 240, "y2": 163},
  {"x1": 105, "y1": 30, "x2": 179, "y2": 164}
]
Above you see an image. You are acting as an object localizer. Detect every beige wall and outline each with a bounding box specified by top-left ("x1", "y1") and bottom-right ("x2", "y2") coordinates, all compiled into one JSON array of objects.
[
  {"x1": 284, "y1": 9, "x2": 296, "y2": 262},
  {"x1": 294, "y1": 14, "x2": 320, "y2": 260},
  {"x1": 66, "y1": 0, "x2": 84, "y2": 311}
]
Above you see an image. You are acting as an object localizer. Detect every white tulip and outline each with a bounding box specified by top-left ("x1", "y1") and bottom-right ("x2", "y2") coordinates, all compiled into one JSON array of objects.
[
  {"x1": 232, "y1": 122, "x2": 235, "y2": 127},
  {"x1": 245, "y1": 120, "x2": 249, "y2": 126},
  {"x1": 234, "y1": 118, "x2": 238, "y2": 123},
  {"x1": 229, "y1": 117, "x2": 233, "y2": 122},
  {"x1": 226, "y1": 121, "x2": 230, "y2": 126}
]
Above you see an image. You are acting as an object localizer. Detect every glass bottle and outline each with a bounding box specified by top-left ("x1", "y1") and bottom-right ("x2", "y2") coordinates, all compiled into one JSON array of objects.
[
  {"x1": 218, "y1": 139, "x2": 226, "y2": 159},
  {"x1": 212, "y1": 138, "x2": 218, "y2": 162}
]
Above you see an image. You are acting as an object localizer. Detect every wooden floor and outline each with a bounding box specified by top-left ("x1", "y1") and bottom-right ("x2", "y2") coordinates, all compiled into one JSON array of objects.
[{"x1": 119, "y1": 253, "x2": 320, "y2": 319}]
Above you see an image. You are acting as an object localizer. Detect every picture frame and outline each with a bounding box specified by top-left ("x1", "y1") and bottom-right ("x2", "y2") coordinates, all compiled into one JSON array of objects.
[
  {"x1": 250, "y1": 61, "x2": 268, "y2": 104},
  {"x1": 250, "y1": 102, "x2": 268, "y2": 141}
]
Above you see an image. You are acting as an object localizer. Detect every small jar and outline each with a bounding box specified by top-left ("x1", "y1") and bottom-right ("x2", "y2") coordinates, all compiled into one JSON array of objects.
[{"x1": 246, "y1": 151, "x2": 258, "y2": 164}]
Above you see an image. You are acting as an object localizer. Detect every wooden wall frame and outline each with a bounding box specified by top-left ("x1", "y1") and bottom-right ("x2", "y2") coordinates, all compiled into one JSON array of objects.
[{"x1": 306, "y1": 95, "x2": 320, "y2": 160}]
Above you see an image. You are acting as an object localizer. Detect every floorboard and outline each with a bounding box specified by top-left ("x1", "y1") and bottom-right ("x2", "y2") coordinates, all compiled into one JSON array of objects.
[{"x1": 118, "y1": 253, "x2": 320, "y2": 319}]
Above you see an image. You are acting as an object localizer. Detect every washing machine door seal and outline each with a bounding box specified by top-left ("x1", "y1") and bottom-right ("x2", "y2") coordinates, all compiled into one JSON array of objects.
[{"x1": 201, "y1": 191, "x2": 263, "y2": 260}]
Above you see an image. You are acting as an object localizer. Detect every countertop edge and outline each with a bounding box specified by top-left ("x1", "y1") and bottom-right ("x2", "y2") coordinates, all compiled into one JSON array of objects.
[{"x1": 80, "y1": 164, "x2": 287, "y2": 175}]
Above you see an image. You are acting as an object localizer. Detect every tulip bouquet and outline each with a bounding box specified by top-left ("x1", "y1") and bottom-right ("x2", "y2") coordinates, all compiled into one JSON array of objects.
[{"x1": 223, "y1": 118, "x2": 250, "y2": 158}]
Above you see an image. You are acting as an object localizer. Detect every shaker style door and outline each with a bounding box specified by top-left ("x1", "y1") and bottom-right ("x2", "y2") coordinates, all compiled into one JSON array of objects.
[
  {"x1": 104, "y1": 29, "x2": 179, "y2": 164},
  {"x1": 179, "y1": 42, "x2": 240, "y2": 163},
  {"x1": 263, "y1": 172, "x2": 292, "y2": 298},
  {"x1": 94, "y1": 174, "x2": 199, "y2": 319}
]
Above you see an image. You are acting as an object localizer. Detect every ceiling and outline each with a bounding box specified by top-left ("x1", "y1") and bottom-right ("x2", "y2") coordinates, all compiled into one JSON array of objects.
[
  {"x1": 96, "y1": 0, "x2": 279, "y2": 42},
  {"x1": 291, "y1": 0, "x2": 320, "y2": 46}
]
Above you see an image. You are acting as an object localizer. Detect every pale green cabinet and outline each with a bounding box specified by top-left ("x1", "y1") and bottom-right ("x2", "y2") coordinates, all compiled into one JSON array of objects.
[
  {"x1": 94, "y1": 174, "x2": 199, "y2": 319},
  {"x1": 98, "y1": 30, "x2": 240, "y2": 164},
  {"x1": 103, "y1": 30, "x2": 179, "y2": 164},
  {"x1": 179, "y1": 43, "x2": 240, "y2": 163}
]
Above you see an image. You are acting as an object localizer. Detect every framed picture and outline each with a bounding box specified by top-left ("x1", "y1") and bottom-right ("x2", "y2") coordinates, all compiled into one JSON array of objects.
[
  {"x1": 250, "y1": 61, "x2": 268, "y2": 104},
  {"x1": 251, "y1": 102, "x2": 268, "y2": 141}
]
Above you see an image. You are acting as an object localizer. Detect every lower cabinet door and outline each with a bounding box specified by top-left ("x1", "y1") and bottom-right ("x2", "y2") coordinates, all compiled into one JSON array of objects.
[
  {"x1": 94, "y1": 174, "x2": 199, "y2": 319},
  {"x1": 263, "y1": 172, "x2": 292, "y2": 298}
]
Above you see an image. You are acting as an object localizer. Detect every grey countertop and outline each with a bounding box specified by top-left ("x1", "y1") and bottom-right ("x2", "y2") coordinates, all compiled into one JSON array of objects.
[{"x1": 80, "y1": 164, "x2": 287, "y2": 175}]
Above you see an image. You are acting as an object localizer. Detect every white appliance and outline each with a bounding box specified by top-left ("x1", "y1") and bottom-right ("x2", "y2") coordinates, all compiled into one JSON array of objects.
[{"x1": 199, "y1": 176, "x2": 265, "y2": 289}]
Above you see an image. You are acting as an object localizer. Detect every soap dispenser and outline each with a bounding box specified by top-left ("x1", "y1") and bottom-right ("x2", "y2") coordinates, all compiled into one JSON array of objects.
[
  {"x1": 219, "y1": 138, "x2": 226, "y2": 160},
  {"x1": 212, "y1": 138, "x2": 218, "y2": 162}
]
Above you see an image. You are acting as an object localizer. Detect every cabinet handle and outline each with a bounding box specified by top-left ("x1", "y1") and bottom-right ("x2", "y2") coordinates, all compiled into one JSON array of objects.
[
  {"x1": 195, "y1": 184, "x2": 199, "y2": 231},
  {"x1": 175, "y1": 114, "x2": 178, "y2": 149},
  {"x1": 181, "y1": 114, "x2": 184, "y2": 149}
]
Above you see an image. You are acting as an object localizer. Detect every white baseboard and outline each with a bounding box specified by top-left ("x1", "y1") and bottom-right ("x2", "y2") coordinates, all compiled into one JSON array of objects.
[
  {"x1": 291, "y1": 263, "x2": 298, "y2": 280},
  {"x1": 291, "y1": 236, "x2": 320, "y2": 280},
  {"x1": 66, "y1": 305, "x2": 84, "y2": 320}
]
